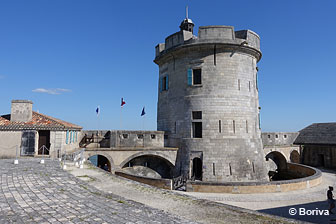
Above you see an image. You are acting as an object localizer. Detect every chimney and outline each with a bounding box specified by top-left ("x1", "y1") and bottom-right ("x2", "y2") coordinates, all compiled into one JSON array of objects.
[{"x1": 10, "y1": 100, "x2": 33, "y2": 122}]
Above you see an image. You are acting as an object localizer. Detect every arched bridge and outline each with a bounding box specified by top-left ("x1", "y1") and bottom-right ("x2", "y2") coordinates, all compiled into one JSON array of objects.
[{"x1": 84, "y1": 148, "x2": 178, "y2": 171}]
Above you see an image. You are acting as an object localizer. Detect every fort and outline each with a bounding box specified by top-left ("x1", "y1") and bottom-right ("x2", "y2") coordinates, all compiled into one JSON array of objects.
[{"x1": 0, "y1": 15, "x2": 330, "y2": 194}]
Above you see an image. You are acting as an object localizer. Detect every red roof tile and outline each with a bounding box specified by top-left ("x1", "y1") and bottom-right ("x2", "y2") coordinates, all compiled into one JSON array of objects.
[{"x1": 0, "y1": 111, "x2": 82, "y2": 130}]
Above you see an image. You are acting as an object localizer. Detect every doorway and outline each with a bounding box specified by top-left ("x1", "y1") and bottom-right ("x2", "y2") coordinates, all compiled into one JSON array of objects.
[
  {"x1": 317, "y1": 154, "x2": 325, "y2": 167},
  {"x1": 192, "y1": 158, "x2": 202, "y2": 181},
  {"x1": 38, "y1": 130, "x2": 50, "y2": 155}
]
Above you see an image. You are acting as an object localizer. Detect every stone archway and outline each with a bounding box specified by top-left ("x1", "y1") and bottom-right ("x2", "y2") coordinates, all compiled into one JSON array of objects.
[
  {"x1": 290, "y1": 150, "x2": 300, "y2": 163},
  {"x1": 121, "y1": 154, "x2": 174, "y2": 179},
  {"x1": 265, "y1": 151, "x2": 288, "y2": 180},
  {"x1": 86, "y1": 152, "x2": 115, "y2": 172}
]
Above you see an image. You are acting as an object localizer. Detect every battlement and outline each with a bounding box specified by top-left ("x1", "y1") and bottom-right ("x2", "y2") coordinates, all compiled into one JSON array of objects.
[
  {"x1": 155, "y1": 25, "x2": 260, "y2": 59},
  {"x1": 82, "y1": 130, "x2": 164, "y2": 148}
]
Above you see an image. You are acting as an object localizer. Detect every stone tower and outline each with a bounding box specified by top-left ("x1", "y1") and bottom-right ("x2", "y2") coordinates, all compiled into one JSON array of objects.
[{"x1": 154, "y1": 17, "x2": 269, "y2": 182}]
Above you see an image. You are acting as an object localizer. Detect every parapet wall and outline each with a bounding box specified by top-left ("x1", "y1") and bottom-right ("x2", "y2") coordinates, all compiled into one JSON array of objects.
[
  {"x1": 262, "y1": 132, "x2": 299, "y2": 147},
  {"x1": 115, "y1": 171, "x2": 172, "y2": 190},
  {"x1": 186, "y1": 163, "x2": 321, "y2": 194},
  {"x1": 82, "y1": 130, "x2": 164, "y2": 148},
  {"x1": 155, "y1": 26, "x2": 261, "y2": 58}
]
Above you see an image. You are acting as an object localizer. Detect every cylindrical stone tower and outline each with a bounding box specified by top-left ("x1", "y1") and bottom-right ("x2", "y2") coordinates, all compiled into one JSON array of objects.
[{"x1": 154, "y1": 19, "x2": 269, "y2": 182}]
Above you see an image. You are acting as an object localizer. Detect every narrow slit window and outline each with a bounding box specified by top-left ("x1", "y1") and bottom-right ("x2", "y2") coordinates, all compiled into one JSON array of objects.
[
  {"x1": 229, "y1": 163, "x2": 232, "y2": 175},
  {"x1": 213, "y1": 163, "x2": 216, "y2": 176},
  {"x1": 249, "y1": 81, "x2": 251, "y2": 92},
  {"x1": 238, "y1": 79, "x2": 241, "y2": 90},
  {"x1": 246, "y1": 120, "x2": 248, "y2": 133},
  {"x1": 233, "y1": 120, "x2": 236, "y2": 133},
  {"x1": 252, "y1": 162, "x2": 255, "y2": 173},
  {"x1": 214, "y1": 45, "x2": 216, "y2": 66},
  {"x1": 219, "y1": 120, "x2": 221, "y2": 133}
]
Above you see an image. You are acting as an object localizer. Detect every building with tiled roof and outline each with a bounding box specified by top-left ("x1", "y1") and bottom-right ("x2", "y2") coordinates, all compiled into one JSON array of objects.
[
  {"x1": 294, "y1": 123, "x2": 336, "y2": 169},
  {"x1": 0, "y1": 100, "x2": 82, "y2": 158}
]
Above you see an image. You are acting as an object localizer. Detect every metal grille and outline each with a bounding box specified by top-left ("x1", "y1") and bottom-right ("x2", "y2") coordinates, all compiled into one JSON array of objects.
[{"x1": 21, "y1": 131, "x2": 35, "y2": 155}]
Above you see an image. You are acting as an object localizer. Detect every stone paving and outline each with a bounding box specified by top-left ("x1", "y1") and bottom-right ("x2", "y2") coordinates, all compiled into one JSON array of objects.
[
  {"x1": 68, "y1": 161, "x2": 298, "y2": 224},
  {"x1": 0, "y1": 158, "x2": 196, "y2": 224},
  {"x1": 183, "y1": 169, "x2": 336, "y2": 224}
]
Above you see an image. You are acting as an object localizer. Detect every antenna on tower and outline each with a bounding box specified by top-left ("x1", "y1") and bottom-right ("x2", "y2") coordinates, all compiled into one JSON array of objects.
[{"x1": 186, "y1": 5, "x2": 189, "y2": 19}]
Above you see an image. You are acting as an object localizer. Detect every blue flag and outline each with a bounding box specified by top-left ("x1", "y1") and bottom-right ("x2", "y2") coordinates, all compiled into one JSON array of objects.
[
  {"x1": 141, "y1": 107, "x2": 145, "y2": 116},
  {"x1": 96, "y1": 106, "x2": 100, "y2": 117}
]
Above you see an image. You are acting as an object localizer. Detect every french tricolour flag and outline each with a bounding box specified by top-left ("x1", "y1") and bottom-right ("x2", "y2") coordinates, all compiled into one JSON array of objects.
[{"x1": 121, "y1": 98, "x2": 126, "y2": 107}]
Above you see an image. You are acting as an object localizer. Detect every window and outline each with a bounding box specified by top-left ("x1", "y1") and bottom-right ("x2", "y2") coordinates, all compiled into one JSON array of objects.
[
  {"x1": 164, "y1": 135, "x2": 168, "y2": 139},
  {"x1": 159, "y1": 75, "x2": 169, "y2": 92},
  {"x1": 192, "y1": 122, "x2": 202, "y2": 138},
  {"x1": 238, "y1": 79, "x2": 241, "y2": 90},
  {"x1": 268, "y1": 135, "x2": 271, "y2": 138},
  {"x1": 137, "y1": 134, "x2": 144, "y2": 139},
  {"x1": 151, "y1": 134, "x2": 156, "y2": 139},
  {"x1": 219, "y1": 120, "x2": 221, "y2": 133},
  {"x1": 275, "y1": 134, "x2": 278, "y2": 138},
  {"x1": 284, "y1": 135, "x2": 287, "y2": 138},
  {"x1": 192, "y1": 111, "x2": 202, "y2": 120},
  {"x1": 187, "y1": 68, "x2": 202, "y2": 85},
  {"x1": 213, "y1": 163, "x2": 216, "y2": 176},
  {"x1": 122, "y1": 134, "x2": 128, "y2": 139}
]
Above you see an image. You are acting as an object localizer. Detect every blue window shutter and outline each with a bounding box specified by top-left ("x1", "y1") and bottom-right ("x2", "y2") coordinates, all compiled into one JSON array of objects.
[
  {"x1": 66, "y1": 131, "x2": 69, "y2": 144},
  {"x1": 70, "y1": 131, "x2": 72, "y2": 143},
  {"x1": 159, "y1": 77, "x2": 163, "y2": 92},
  {"x1": 166, "y1": 75, "x2": 169, "y2": 90},
  {"x1": 76, "y1": 131, "x2": 78, "y2": 142},
  {"x1": 187, "y1": 69, "x2": 192, "y2": 86}
]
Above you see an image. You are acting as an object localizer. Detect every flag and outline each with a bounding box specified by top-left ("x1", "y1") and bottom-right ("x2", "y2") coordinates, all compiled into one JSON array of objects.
[
  {"x1": 141, "y1": 107, "x2": 146, "y2": 116},
  {"x1": 96, "y1": 106, "x2": 100, "y2": 117},
  {"x1": 121, "y1": 98, "x2": 126, "y2": 107}
]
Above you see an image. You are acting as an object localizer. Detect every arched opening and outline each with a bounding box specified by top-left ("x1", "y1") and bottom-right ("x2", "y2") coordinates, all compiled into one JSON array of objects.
[
  {"x1": 265, "y1": 151, "x2": 288, "y2": 180},
  {"x1": 88, "y1": 155, "x2": 111, "y2": 172},
  {"x1": 192, "y1": 158, "x2": 202, "y2": 181},
  {"x1": 290, "y1": 150, "x2": 300, "y2": 163},
  {"x1": 122, "y1": 155, "x2": 173, "y2": 179}
]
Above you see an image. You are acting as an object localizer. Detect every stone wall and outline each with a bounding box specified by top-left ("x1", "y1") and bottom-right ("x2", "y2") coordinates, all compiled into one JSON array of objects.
[
  {"x1": 82, "y1": 130, "x2": 164, "y2": 148},
  {"x1": 10, "y1": 100, "x2": 33, "y2": 122},
  {"x1": 262, "y1": 132, "x2": 299, "y2": 147},
  {"x1": 301, "y1": 145, "x2": 336, "y2": 168},
  {"x1": 0, "y1": 131, "x2": 21, "y2": 158},
  {"x1": 155, "y1": 25, "x2": 268, "y2": 182},
  {"x1": 186, "y1": 163, "x2": 321, "y2": 193},
  {"x1": 115, "y1": 171, "x2": 173, "y2": 190}
]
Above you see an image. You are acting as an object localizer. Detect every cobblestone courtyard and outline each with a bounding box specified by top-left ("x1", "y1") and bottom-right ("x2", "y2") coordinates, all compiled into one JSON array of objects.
[
  {"x1": 0, "y1": 159, "x2": 195, "y2": 224},
  {"x1": 0, "y1": 158, "x2": 295, "y2": 224}
]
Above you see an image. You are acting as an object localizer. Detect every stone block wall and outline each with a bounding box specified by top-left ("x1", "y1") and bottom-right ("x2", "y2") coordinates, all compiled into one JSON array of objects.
[{"x1": 155, "y1": 25, "x2": 268, "y2": 182}]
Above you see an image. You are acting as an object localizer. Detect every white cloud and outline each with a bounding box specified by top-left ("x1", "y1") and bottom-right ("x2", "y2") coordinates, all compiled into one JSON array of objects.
[{"x1": 32, "y1": 88, "x2": 71, "y2": 95}]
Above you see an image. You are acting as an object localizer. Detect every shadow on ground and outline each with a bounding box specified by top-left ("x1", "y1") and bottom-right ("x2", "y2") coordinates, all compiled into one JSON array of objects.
[{"x1": 259, "y1": 200, "x2": 336, "y2": 223}]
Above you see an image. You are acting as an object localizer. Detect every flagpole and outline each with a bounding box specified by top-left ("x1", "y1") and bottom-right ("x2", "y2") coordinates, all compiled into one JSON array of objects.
[{"x1": 120, "y1": 106, "x2": 122, "y2": 130}]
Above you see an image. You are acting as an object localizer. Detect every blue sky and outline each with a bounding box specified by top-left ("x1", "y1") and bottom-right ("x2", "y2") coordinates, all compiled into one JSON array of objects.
[{"x1": 0, "y1": 0, "x2": 335, "y2": 132}]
